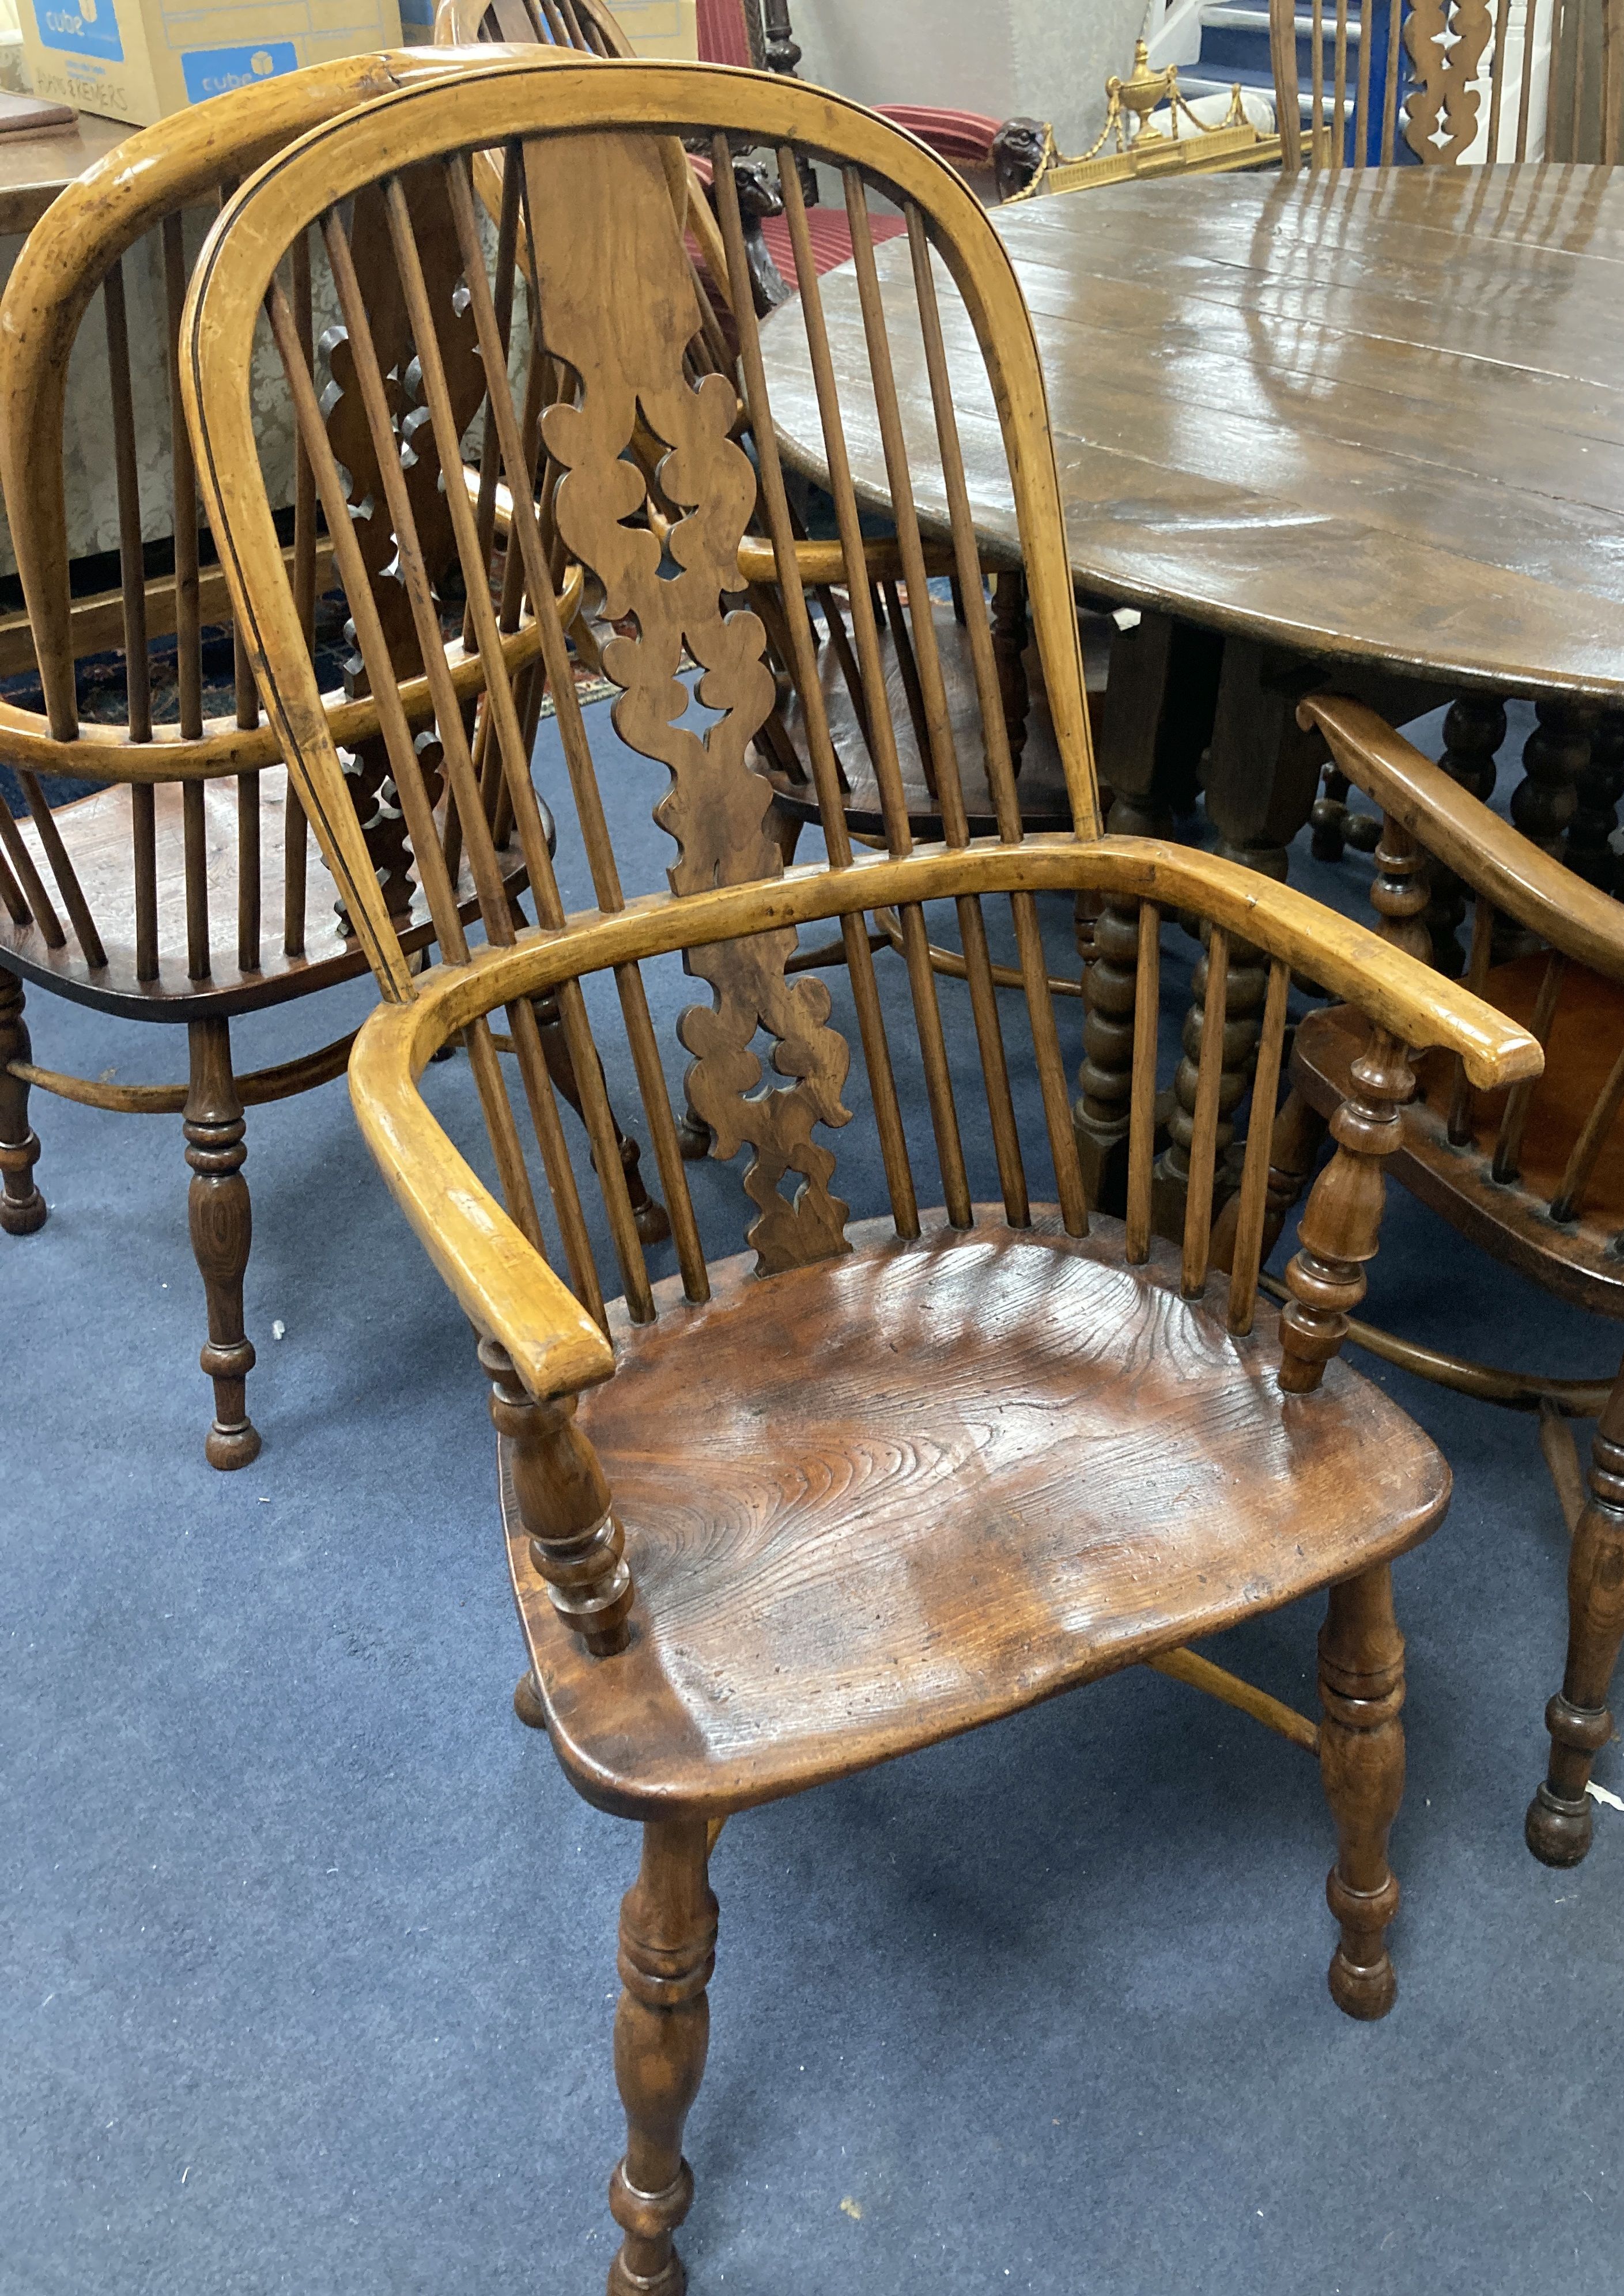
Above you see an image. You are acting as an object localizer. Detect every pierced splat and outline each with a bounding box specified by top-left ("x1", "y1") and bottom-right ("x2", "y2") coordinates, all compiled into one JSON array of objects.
[{"x1": 523, "y1": 130, "x2": 853, "y2": 1272}]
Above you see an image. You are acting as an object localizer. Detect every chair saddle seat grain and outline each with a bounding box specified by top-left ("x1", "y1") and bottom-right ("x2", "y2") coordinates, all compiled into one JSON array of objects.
[
  {"x1": 510, "y1": 1213, "x2": 1451, "y2": 1818},
  {"x1": 1293, "y1": 958, "x2": 1624, "y2": 1316}
]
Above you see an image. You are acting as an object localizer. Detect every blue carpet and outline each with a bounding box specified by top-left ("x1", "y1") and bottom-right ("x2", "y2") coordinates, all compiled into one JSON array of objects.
[{"x1": 4, "y1": 698, "x2": 1622, "y2": 2296}]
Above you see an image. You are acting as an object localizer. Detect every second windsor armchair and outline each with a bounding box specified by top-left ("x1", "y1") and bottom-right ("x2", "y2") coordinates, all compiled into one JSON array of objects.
[
  {"x1": 1248, "y1": 691, "x2": 1624, "y2": 1868},
  {"x1": 0, "y1": 50, "x2": 666, "y2": 1467},
  {"x1": 182, "y1": 53, "x2": 1538, "y2": 2285}
]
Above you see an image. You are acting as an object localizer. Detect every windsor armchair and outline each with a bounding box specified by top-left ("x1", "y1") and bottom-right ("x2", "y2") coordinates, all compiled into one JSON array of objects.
[
  {"x1": 0, "y1": 51, "x2": 666, "y2": 1470},
  {"x1": 1270, "y1": 0, "x2": 1624, "y2": 171},
  {"x1": 1245, "y1": 692, "x2": 1624, "y2": 1869},
  {"x1": 182, "y1": 55, "x2": 1538, "y2": 2284}
]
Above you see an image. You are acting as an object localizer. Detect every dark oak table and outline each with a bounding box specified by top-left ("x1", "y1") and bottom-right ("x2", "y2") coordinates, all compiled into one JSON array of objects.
[
  {"x1": 760, "y1": 163, "x2": 1624, "y2": 868},
  {"x1": 0, "y1": 113, "x2": 130, "y2": 239}
]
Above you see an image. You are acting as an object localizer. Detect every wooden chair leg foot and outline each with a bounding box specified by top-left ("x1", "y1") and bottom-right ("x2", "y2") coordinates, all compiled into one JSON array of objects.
[
  {"x1": 205, "y1": 1419, "x2": 262, "y2": 1472},
  {"x1": 1525, "y1": 1772, "x2": 1596, "y2": 1868},
  {"x1": 185, "y1": 1018, "x2": 260, "y2": 1473},
  {"x1": 513, "y1": 1667, "x2": 546, "y2": 1728},
  {"x1": 1318, "y1": 1564, "x2": 1405, "y2": 2022},
  {"x1": 608, "y1": 1819, "x2": 715, "y2": 2296},
  {"x1": 1528, "y1": 1370, "x2": 1624, "y2": 1867},
  {"x1": 0, "y1": 970, "x2": 47, "y2": 1235}
]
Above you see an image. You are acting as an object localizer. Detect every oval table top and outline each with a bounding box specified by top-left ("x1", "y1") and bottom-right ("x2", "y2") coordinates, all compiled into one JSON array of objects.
[{"x1": 758, "y1": 162, "x2": 1624, "y2": 704}]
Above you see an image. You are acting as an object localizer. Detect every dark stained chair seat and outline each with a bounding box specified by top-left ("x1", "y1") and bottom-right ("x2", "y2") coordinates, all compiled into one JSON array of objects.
[
  {"x1": 762, "y1": 604, "x2": 1106, "y2": 839},
  {"x1": 508, "y1": 1213, "x2": 1451, "y2": 1818},
  {"x1": 1293, "y1": 958, "x2": 1624, "y2": 1319}
]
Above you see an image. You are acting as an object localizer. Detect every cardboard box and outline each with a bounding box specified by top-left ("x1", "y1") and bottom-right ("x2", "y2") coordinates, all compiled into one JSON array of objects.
[
  {"x1": 20, "y1": 0, "x2": 403, "y2": 127},
  {"x1": 611, "y1": 0, "x2": 696, "y2": 61}
]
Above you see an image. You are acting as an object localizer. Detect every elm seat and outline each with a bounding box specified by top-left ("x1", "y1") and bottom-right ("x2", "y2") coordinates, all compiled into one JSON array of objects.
[{"x1": 511, "y1": 1215, "x2": 1452, "y2": 1819}]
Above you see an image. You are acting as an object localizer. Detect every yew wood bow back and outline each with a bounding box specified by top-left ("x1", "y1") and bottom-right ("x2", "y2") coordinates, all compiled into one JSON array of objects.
[{"x1": 179, "y1": 53, "x2": 1537, "y2": 1386}]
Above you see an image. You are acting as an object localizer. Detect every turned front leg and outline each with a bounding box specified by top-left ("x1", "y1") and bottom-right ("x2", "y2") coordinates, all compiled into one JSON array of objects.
[
  {"x1": 1527, "y1": 1360, "x2": 1624, "y2": 1867},
  {"x1": 0, "y1": 967, "x2": 46, "y2": 1235},
  {"x1": 609, "y1": 1818, "x2": 717, "y2": 2296},
  {"x1": 184, "y1": 1017, "x2": 259, "y2": 1469},
  {"x1": 1319, "y1": 1565, "x2": 1406, "y2": 2019}
]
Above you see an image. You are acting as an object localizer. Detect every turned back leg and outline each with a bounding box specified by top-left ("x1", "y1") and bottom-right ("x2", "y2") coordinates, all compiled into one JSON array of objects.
[
  {"x1": 0, "y1": 969, "x2": 46, "y2": 1235},
  {"x1": 1319, "y1": 1563, "x2": 1406, "y2": 2020},
  {"x1": 609, "y1": 1818, "x2": 717, "y2": 2296},
  {"x1": 184, "y1": 1018, "x2": 260, "y2": 1470},
  {"x1": 1527, "y1": 1356, "x2": 1624, "y2": 1867}
]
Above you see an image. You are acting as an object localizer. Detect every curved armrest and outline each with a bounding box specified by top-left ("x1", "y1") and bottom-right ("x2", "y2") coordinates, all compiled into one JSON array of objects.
[
  {"x1": 346, "y1": 837, "x2": 1540, "y2": 1412},
  {"x1": 350, "y1": 996, "x2": 615, "y2": 1404},
  {"x1": 1300, "y1": 693, "x2": 1624, "y2": 985}
]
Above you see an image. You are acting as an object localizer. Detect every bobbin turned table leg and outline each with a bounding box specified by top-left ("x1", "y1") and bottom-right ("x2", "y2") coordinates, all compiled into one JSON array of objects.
[
  {"x1": 608, "y1": 1818, "x2": 717, "y2": 2296},
  {"x1": 0, "y1": 968, "x2": 46, "y2": 1235},
  {"x1": 184, "y1": 1017, "x2": 260, "y2": 1470},
  {"x1": 1497, "y1": 698, "x2": 1599, "y2": 956},
  {"x1": 1527, "y1": 1360, "x2": 1624, "y2": 1867}
]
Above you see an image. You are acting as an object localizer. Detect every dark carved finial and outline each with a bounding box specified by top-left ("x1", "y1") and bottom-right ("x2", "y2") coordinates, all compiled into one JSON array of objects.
[
  {"x1": 707, "y1": 156, "x2": 792, "y2": 318},
  {"x1": 992, "y1": 116, "x2": 1052, "y2": 202}
]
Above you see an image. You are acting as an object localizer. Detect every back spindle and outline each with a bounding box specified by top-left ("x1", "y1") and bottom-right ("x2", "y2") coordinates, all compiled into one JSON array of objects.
[
  {"x1": 1181, "y1": 926, "x2": 1231, "y2": 1296},
  {"x1": 1124, "y1": 899, "x2": 1161, "y2": 1264},
  {"x1": 1447, "y1": 891, "x2": 1495, "y2": 1143},
  {"x1": 1227, "y1": 955, "x2": 1293, "y2": 1333}
]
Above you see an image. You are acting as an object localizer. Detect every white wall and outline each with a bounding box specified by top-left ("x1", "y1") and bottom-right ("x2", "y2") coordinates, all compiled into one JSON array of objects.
[{"x1": 790, "y1": 0, "x2": 1150, "y2": 153}]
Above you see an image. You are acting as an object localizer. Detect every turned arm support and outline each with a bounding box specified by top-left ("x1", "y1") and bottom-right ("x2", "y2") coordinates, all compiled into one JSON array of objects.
[{"x1": 1301, "y1": 693, "x2": 1624, "y2": 984}]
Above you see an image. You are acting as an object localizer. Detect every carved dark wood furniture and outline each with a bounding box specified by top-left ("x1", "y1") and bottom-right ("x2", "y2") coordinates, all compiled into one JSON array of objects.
[
  {"x1": 183, "y1": 55, "x2": 1538, "y2": 2283},
  {"x1": 1256, "y1": 694, "x2": 1624, "y2": 1870},
  {"x1": 0, "y1": 51, "x2": 664, "y2": 1469}
]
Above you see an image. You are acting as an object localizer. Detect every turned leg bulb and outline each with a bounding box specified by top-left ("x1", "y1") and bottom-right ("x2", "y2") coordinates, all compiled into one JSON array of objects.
[
  {"x1": 1527, "y1": 1385, "x2": 1624, "y2": 1867},
  {"x1": 1319, "y1": 1565, "x2": 1406, "y2": 2021},
  {"x1": 184, "y1": 1019, "x2": 260, "y2": 1470},
  {"x1": 607, "y1": 1820, "x2": 716, "y2": 2296}
]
